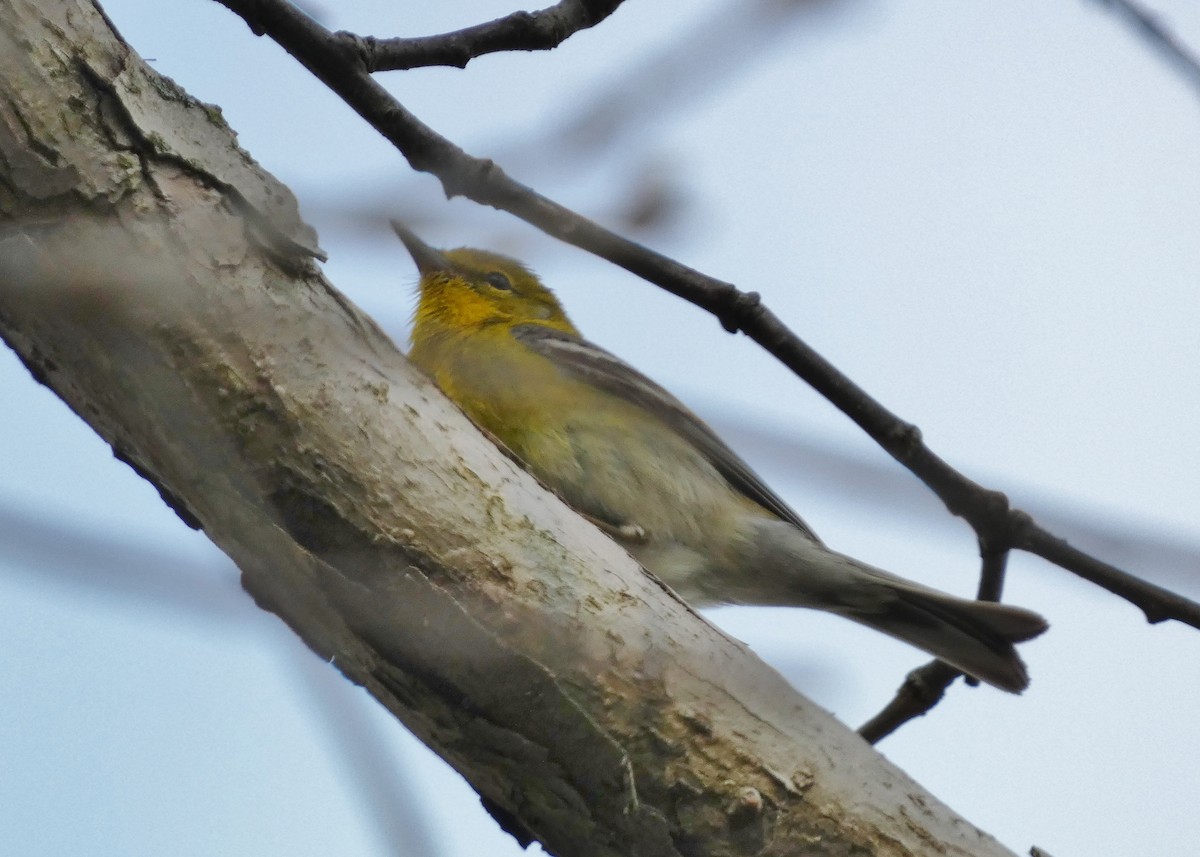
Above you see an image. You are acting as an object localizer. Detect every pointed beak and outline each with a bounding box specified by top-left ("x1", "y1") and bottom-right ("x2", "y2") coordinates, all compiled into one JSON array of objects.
[{"x1": 390, "y1": 220, "x2": 452, "y2": 275}]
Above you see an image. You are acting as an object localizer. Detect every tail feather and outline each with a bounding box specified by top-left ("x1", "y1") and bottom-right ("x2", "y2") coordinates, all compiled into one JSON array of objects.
[
  {"x1": 843, "y1": 585, "x2": 1048, "y2": 693},
  {"x1": 745, "y1": 521, "x2": 1049, "y2": 693}
]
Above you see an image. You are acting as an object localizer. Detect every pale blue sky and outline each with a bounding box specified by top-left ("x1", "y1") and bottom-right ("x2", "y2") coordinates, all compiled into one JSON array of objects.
[{"x1": 2, "y1": 2, "x2": 1198, "y2": 855}]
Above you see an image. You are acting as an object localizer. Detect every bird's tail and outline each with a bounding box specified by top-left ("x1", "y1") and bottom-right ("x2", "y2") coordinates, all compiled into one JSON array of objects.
[
  {"x1": 834, "y1": 573, "x2": 1047, "y2": 692},
  {"x1": 749, "y1": 521, "x2": 1048, "y2": 692}
]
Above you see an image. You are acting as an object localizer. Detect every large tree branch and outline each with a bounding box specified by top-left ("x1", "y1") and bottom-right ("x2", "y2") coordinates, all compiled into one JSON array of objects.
[{"x1": 0, "y1": 2, "x2": 1023, "y2": 855}]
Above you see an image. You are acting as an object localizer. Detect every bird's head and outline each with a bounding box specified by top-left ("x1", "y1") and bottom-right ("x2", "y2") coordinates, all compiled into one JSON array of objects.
[{"x1": 392, "y1": 221, "x2": 575, "y2": 336}]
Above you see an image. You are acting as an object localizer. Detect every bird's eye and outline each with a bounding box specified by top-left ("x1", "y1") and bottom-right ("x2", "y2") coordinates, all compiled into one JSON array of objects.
[{"x1": 483, "y1": 271, "x2": 513, "y2": 292}]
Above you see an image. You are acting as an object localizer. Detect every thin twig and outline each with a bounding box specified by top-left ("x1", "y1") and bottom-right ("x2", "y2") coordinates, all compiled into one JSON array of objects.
[
  {"x1": 857, "y1": 661, "x2": 961, "y2": 744},
  {"x1": 344, "y1": 0, "x2": 626, "y2": 71},
  {"x1": 214, "y1": 0, "x2": 1200, "y2": 634},
  {"x1": 1095, "y1": 0, "x2": 1200, "y2": 98},
  {"x1": 976, "y1": 539, "x2": 1010, "y2": 603},
  {"x1": 961, "y1": 547, "x2": 1014, "y2": 688},
  {"x1": 1016, "y1": 520, "x2": 1199, "y2": 624}
]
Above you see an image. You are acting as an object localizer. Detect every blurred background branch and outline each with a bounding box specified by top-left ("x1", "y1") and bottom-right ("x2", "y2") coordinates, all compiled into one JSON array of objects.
[{"x1": 1094, "y1": 0, "x2": 1200, "y2": 97}]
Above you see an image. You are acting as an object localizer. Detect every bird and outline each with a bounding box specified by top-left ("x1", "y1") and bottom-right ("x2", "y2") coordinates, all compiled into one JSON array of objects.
[{"x1": 392, "y1": 222, "x2": 1047, "y2": 692}]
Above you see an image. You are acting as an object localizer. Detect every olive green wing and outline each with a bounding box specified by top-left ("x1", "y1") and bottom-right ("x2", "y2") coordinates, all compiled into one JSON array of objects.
[{"x1": 511, "y1": 324, "x2": 822, "y2": 543}]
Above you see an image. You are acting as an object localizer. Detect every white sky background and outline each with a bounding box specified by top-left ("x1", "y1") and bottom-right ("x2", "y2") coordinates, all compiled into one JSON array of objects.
[{"x1": 2, "y1": 1, "x2": 1199, "y2": 855}]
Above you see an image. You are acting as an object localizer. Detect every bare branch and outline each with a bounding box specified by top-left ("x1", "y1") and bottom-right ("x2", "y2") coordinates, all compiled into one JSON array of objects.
[
  {"x1": 857, "y1": 661, "x2": 962, "y2": 744},
  {"x1": 1094, "y1": 0, "x2": 1200, "y2": 98},
  {"x1": 976, "y1": 540, "x2": 1011, "y2": 604},
  {"x1": 212, "y1": 0, "x2": 1200, "y2": 634},
  {"x1": 341, "y1": 0, "x2": 627, "y2": 72},
  {"x1": 1015, "y1": 520, "x2": 1200, "y2": 624}
]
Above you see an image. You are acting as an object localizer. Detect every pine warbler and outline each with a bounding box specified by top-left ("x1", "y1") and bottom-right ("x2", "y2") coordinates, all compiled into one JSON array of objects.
[{"x1": 393, "y1": 222, "x2": 1047, "y2": 692}]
